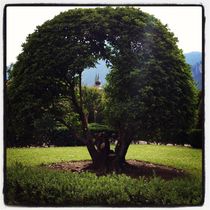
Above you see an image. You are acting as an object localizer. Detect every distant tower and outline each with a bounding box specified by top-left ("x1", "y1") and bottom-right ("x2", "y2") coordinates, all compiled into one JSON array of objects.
[{"x1": 94, "y1": 73, "x2": 101, "y2": 88}]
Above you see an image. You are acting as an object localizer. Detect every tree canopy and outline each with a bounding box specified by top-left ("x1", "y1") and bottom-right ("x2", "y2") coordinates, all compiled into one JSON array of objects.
[{"x1": 6, "y1": 7, "x2": 197, "y2": 169}]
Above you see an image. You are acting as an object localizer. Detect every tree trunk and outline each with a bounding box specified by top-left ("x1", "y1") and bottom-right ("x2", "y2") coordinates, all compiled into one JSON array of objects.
[
  {"x1": 110, "y1": 129, "x2": 132, "y2": 171},
  {"x1": 67, "y1": 75, "x2": 132, "y2": 172},
  {"x1": 112, "y1": 141, "x2": 130, "y2": 170},
  {"x1": 87, "y1": 128, "x2": 132, "y2": 172},
  {"x1": 67, "y1": 75, "x2": 99, "y2": 164}
]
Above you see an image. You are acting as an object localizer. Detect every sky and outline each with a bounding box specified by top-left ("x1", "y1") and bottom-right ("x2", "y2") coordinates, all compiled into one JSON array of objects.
[{"x1": 6, "y1": 6, "x2": 202, "y2": 65}]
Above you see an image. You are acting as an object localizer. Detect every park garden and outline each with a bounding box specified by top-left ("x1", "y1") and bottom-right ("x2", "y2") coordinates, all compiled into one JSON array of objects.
[{"x1": 5, "y1": 7, "x2": 203, "y2": 206}]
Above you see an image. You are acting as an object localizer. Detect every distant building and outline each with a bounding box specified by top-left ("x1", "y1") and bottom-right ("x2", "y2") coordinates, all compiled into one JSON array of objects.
[{"x1": 94, "y1": 73, "x2": 102, "y2": 89}]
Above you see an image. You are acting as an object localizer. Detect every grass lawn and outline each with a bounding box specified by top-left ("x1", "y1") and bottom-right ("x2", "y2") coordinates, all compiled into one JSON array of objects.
[{"x1": 5, "y1": 144, "x2": 203, "y2": 206}]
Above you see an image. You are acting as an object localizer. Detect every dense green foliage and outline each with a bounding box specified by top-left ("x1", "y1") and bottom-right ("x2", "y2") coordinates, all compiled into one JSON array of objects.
[
  {"x1": 4, "y1": 6, "x2": 203, "y2": 206},
  {"x1": 196, "y1": 91, "x2": 203, "y2": 129},
  {"x1": 6, "y1": 7, "x2": 198, "y2": 151},
  {"x1": 5, "y1": 164, "x2": 202, "y2": 206},
  {"x1": 52, "y1": 123, "x2": 116, "y2": 146},
  {"x1": 188, "y1": 129, "x2": 203, "y2": 149},
  {"x1": 105, "y1": 29, "x2": 198, "y2": 143},
  {"x1": 51, "y1": 127, "x2": 83, "y2": 146},
  {"x1": 88, "y1": 123, "x2": 114, "y2": 132},
  {"x1": 5, "y1": 145, "x2": 203, "y2": 206}
]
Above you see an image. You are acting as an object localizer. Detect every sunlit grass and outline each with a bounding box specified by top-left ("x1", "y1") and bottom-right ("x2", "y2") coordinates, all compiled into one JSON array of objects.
[
  {"x1": 6, "y1": 146, "x2": 91, "y2": 167},
  {"x1": 126, "y1": 144, "x2": 202, "y2": 177},
  {"x1": 7, "y1": 144, "x2": 202, "y2": 177}
]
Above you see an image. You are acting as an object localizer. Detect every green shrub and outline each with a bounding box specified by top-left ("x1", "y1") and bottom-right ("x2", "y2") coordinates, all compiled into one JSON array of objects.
[
  {"x1": 5, "y1": 164, "x2": 203, "y2": 206},
  {"x1": 53, "y1": 123, "x2": 117, "y2": 146},
  {"x1": 88, "y1": 123, "x2": 114, "y2": 132},
  {"x1": 188, "y1": 129, "x2": 203, "y2": 148},
  {"x1": 173, "y1": 130, "x2": 189, "y2": 145},
  {"x1": 88, "y1": 123, "x2": 117, "y2": 142},
  {"x1": 52, "y1": 127, "x2": 84, "y2": 146}
]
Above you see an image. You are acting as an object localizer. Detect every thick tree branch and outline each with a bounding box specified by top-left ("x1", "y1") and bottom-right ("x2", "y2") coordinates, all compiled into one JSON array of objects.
[{"x1": 65, "y1": 74, "x2": 99, "y2": 162}]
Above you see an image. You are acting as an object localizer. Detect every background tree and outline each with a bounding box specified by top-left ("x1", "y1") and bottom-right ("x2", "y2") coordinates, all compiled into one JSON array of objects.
[
  {"x1": 6, "y1": 7, "x2": 197, "y2": 170},
  {"x1": 82, "y1": 86, "x2": 105, "y2": 123},
  {"x1": 196, "y1": 90, "x2": 203, "y2": 129}
]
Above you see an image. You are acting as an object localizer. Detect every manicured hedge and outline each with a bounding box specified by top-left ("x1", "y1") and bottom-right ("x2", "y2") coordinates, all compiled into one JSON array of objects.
[
  {"x1": 52, "y1": 124, "x2": 117, "y2": 146},
  {"x1": 6, "y1": 123, "x2": 117, "y2": 147},
  {"x1": 188, "y1": 129, "x2": 203, "y2": 149},
  {"x1": 88, "y1": 123, "x2": 115, "y2": 133},
  {"x1": 52, "y1": 127, "x2": 84, "y2": 146},
  {"x1": 5, "y1": 164, "x2": 203, "y2": 206},
  {"x1": 88, "y1": 123, "x2": 118, "y2": 143}
]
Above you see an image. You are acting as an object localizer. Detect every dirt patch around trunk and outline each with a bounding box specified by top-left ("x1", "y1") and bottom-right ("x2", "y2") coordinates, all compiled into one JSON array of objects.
[{"x1": 44, "y1": 160, "x2": 186, "y2": 180}]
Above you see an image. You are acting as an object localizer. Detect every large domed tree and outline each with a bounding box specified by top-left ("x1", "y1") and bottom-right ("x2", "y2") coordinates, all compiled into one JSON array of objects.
[{"x1": 6, "y1": 7, "x2": 197, "y2": 170}]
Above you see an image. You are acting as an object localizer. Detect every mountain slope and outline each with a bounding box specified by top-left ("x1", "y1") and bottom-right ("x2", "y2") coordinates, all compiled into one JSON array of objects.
[
  {"x1": 82, "y1": 52, "x2": 202, "y2": 89},
  {"x1": 184, "y1": 52, "x2": 202, "y2": 89},
  {"x1": 184, "y1": 52, "x2": 201, "y2": 66}
]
